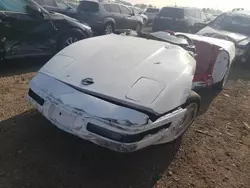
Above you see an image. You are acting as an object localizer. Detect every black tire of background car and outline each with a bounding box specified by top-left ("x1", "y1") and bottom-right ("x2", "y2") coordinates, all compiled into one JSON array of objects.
[
  {"x1": 57, "y1": 28, "x2": 87, "y2": 51},
  {"x1": 213, "y1": 65, "x2": 231, "y2": 90},
  {"x1": 103, "y1": 22, "x2": 114, "y2": 35},
  {"x1": 135, "y1": 23, "x2": 143, "y2": 34}
]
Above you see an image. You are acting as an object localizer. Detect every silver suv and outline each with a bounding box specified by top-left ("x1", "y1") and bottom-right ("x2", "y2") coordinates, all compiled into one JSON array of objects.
[{"x1": 77, "y1": 0, "x2": 143, "y2": 34}]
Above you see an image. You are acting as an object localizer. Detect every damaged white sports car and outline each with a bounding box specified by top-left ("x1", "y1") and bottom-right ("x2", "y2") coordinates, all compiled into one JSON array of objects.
[{"x1": 28, "y1": 33, "x2": 201, "y2": 152}]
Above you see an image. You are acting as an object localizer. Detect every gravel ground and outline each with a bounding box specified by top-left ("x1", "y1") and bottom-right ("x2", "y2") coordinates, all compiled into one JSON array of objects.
[{"x1": 0, "y1": 59, "x2": 250, "y2": 188}]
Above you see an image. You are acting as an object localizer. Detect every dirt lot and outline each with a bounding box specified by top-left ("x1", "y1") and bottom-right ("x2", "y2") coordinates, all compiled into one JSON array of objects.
[{"x1": 0, "y1": 59, "x2": 250, "y2": 188}]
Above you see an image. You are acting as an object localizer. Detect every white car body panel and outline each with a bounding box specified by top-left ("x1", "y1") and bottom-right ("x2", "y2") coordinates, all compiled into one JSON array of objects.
[
  {"x1": 177, "y1": 32, "x2": 235, "y2": 63},
  {"x1": 177, "y1": 32, "x2": 235, "y2": 87},
  {"x1": 28, "y1": 34, "x2": 197, "y2": 152},
  {"x1": 28, "y1": 73, "x2": 188, "y2": 152},
  {"x1": 41, "y1": 34, "x2": 195, "y2": 115},
  {"x1": 212, "y1": 50, "x2": 230, "y2": 83}
]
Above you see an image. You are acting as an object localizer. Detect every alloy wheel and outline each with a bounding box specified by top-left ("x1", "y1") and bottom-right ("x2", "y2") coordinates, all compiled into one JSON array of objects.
[{"x1": 105, "y1": 24, "x2": 113, "y2": 34}]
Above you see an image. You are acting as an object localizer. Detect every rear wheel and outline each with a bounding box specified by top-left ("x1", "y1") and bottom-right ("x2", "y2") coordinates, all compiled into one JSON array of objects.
[
  {"x1": 104, "y1": 22, "x2": 114, "y2": 35},
  {"x1": 58, "y1": 28, "x2": 86, "y2": 50}
]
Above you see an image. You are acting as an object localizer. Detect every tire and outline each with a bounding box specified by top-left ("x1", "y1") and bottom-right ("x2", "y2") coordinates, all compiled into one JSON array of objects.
[
  {"x1": 135, "y1": 23, "x2": 143, "y2": 34},
  {"x1": 103, "y1": 22, "x2": 114, "y2": 35},
  {"x1": 58, "y1": 28, "x2": 87, "y2": 51},
  {"x1": 173, "y1": 91, "x2": 201, "y2": 140},
  {"x1": 213, "y1": 66, "x2": 231, "y2": 90}
]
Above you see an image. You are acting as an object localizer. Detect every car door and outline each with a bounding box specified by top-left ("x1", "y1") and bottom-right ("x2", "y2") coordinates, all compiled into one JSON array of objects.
[
  {"x1": 120, "y1": 5, "x2": 135, "y2": 29},
  {"x1": 109, "y1": 3, "x2": 123, "y2": 29},
  {"x1": 0, "y1": 0, "x2": 56, "y2": 59}
]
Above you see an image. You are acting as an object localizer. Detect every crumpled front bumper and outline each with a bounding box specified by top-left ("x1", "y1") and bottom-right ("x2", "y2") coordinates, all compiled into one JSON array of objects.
[{"x1": 28, "y1": 73, "x2": 188, "y2": 152}]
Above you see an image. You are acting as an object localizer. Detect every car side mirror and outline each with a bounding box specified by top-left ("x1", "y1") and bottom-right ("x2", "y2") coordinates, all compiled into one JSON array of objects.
[{"x1": 26, "y1": 4, "x2": 44, "y2": 19}]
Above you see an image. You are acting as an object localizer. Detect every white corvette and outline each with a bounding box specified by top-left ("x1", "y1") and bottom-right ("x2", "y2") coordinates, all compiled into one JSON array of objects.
[{"x1": 28, "y1": 33, "x2": 201, "y2": 152}]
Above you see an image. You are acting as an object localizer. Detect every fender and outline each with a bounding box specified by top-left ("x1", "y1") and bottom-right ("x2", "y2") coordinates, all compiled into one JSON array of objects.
[
  {"x1": 103, "y1": 17, "x2": 115, "y2": 26},
  {"x1": 56, "y1": 26, "x2": 88, "y2": 42}
]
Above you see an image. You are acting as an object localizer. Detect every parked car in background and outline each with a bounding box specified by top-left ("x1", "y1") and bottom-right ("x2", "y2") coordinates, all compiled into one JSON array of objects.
[
  {"x1": 77, "y1": 1, "x2": 143, "y2": 34},
  {"x1": 128, "y1": 6, "x2": 148, "y2": 25},
  {"x1": 65, "y1": 0, "x2": 79, "y2": 9},
  {"x1": 36, "y1": 0, "x2": 143, "y2": 35},
  {"x1": 196, "y1": 10, "x2": 250, "y2": 63},
  {"x1": 0, "y1": 0, "x2": 92, "y2": 60},
  {"x1": 152, "y1": 7, "x2": 208, "y2": 33},
  {"x1": 144, "y1": 7, "x2": 160, "y2": 25},
  {"x1": 28, "y1": 32, "x2": 201, "y2": 152},
  {"x1": 34, "y1": 0, "x2": 78, "y2": 19}
]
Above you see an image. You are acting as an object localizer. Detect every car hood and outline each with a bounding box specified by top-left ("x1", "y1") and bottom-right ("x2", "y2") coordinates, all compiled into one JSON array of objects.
[
  {"x1": 197, "y1": 26, "x2": 248, "y2": 44},
  {"x1": 40, "y1": 34, "x2": 195, "y2": 114}
]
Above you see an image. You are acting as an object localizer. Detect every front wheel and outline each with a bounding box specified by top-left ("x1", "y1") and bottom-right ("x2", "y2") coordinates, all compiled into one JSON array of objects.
[
  {"x1": 58, "y1": 29, "x2": 86, "y2": 50},
  {"x1": 135, "y1": 23, "x2": 142, "y2": 34},
  {"x1": 104, "y1": 23, "x2": 114, "y2": 35}
]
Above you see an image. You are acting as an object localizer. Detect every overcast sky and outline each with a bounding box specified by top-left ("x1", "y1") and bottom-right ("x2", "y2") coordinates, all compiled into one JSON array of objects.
[{"x1": 127, "y1": 0, "x2": 250, "y2": 10}]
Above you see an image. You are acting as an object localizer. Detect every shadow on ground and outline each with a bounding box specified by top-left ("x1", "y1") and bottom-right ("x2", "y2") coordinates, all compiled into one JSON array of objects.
[
  {"x1": 195, "y1": 66, "x2": 250, "y2": 115},
  {"x1": 230, "y1": 64, "x2": 250, "y2": 81},
  {"x1": 0, "y1": 57, "x2": 50, "y2": 78},
  {"x1": 196, "y1": 88, "x2": 220, "y2": 115},
  {"x1": 0, "y1": 110, "x2": 181, "y2": 188}
]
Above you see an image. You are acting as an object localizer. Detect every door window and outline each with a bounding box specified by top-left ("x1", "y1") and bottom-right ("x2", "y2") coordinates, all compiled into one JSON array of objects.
[
  {"x1": 201, "y1": 11, "x2": 206, "y2": 20},
  {"x1": 33, "y1": 0, "x2": 44, "y2": 5},
  {"x1": 103, "y1": 3, "x2": 111, "y2": 12},
  {"x1": 185, "y1": 10, "x2": 195, "y2": 18},
  {"x1": 0, "y1": 0, "x2": 30, "y2": 13},
  {"x1": 43, "y1": 0, "x2": 57, "y2": 6},
  {"x1": 120, "y1": 5, "x2": 131, "y2": 15},
  {"x1": 54, "y1": 0, "x2": 69, "y2": 9},
  {"x1": 194, "y1": 10, "x2": 201, "y2": 19},
  {"x1": 133, "y1": 8, "x2": 140, "y2": 15},
  {"x1": 110, "y1": 4, "x2": 120, "y2": 13}
]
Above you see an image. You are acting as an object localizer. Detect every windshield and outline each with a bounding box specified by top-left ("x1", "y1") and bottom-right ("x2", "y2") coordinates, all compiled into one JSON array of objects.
[
  {"x1": 159, "y1": 7, "x2": 184, "y2": 18},
  {"x1": 146, "y1": 8, "x2": 159, "y2": 13},
  {"x1": 78, "y1": 1, "x2": 99, "y2": 12},
  {"x1": 210, "y1": 13, "x2": 250, "y2": 36},
  {"x1": 0, "y1": 0, "x2": 49, "y2": 14}
]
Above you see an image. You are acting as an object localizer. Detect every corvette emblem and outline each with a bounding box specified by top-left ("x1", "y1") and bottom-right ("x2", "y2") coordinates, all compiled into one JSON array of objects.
[{"x1": 81, "y1": 78, "x2": 94, "y2": 85}]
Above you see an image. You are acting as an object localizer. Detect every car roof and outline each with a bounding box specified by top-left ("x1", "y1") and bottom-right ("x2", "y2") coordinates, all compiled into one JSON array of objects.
[
  {"x1": 161, "y1": 6, "x2": 202, "y2": 11},
  {"x1": 146, "y1": 7, "x2": 159, "y2": 10},
  {"x1": 228, "y1": 10, "x2": 250, "y2": 17},
  {"x1": 79, "y1": 0, "x2": 122, "y2": 5}
]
